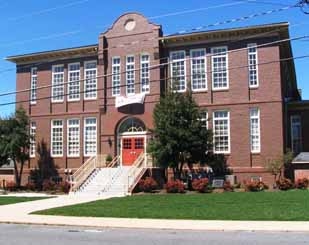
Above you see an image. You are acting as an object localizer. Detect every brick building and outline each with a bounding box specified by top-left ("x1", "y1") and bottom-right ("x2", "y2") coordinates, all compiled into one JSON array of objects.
[{"x1": 6, "y1": 13, "x2": 309, "y2": 186}]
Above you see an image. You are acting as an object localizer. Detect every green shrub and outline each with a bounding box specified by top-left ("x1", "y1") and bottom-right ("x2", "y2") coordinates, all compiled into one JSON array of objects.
[
  {"x1": 192, "y1": 178, "x2": 212, "y2": 193},
  {"x1": 138, "y1": 177, "x2": 158, "y2": 193},
  {"x1": 295, "y1": 178, "x2": 309, "y2": 189},
  {"x1": 244, "y1": 180, "x2": 268, "y2": 192},
  {"x1": 165, "y1": 180, "x2": 185, "y2": 193},
  {"x1": 276, "y1": 178, "x2": 294, "y2": 191}
]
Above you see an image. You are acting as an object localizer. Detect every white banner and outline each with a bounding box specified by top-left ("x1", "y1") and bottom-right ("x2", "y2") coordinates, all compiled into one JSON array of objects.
[{"x1": 115, "y1": 93, "x2": 146, "y2": 108}]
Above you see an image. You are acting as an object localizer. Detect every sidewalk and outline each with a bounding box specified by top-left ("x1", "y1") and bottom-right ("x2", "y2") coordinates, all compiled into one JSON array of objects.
[{"x1": 1, "y1": 194, "x2": 309, "y2": 232}]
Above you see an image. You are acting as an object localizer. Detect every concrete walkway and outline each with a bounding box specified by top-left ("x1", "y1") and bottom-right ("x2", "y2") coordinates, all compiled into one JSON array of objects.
[{"x1": 1, "y1": 194, "x2": 309, "y2": 232}]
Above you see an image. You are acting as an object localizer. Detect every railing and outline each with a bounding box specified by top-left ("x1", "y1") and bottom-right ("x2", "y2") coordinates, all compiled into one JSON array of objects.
[
  {"x1": 101, "y1": 156, "x2": 121, "y2": 193},
  {"x1": 70, "y1": 154, "x2": 107, "y2": 192},
  {"x1": 127, "y1": 153, "x2": 147, "y2": 193}
]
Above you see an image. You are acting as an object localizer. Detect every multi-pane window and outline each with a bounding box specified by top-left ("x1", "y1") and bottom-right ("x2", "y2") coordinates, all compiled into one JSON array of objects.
[
  {"x1": 30, "y1": 67, "x2": 37, "y2": 104},
  {"x1": 52, "y1": 65, "x2": 64, "y2": 102},
  {"x1": 211, "y1": 47, "x2": 228, "y2": 90},
  {"x1": 112, "y1": 57, "x2": 121, "y2": 96},
  {"x1": 84, "y1": 118, "x2": 97, "y2": 156},
  {"x1": 170, "y1": 50, "x2": 186, "y2": 92},
  {"x1": 140, "y1": 54, "x2": 150, "y2": 93},
  {"x1": 291, "y1": 115, "x2": 302, "y2": 154},
  {"x1": 250, "y1": 108, "x2": 261, "y2": 153},
  {"x1": 68, "y1": 63, "x2": 80, "y2": 101},
  {"x1": 67, "y1": 119, "x2": 80, "y2": 157},
  {"x1": 51, "y1": 120, "x2": 63, "y2": 157},
  {"x1": 84, "y1": 61, "x2": 97, "y2": 99},
  {"x1": 248, "y1": 43, "x2": 259, "y2": 87},
  {"x1": 191, "y1": 49, "x2": 207, "y2": 91},
  {"x1": 30, "y1": 121, "x2": 36, "y2": 158},
  {"x1": 213, "y1": 111, "x2": 230, "y2": 153},
  {"x1": 200, "y1": 111, "x2": 208, "y2": 129},
  {"x1": 126, "y1": 56, "x2": 135, "y2": 95}
]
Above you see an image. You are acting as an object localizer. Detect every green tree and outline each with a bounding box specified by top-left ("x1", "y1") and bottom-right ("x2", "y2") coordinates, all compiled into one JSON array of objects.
[
  {"x1": 148, "y1": 90, "x2": 212, "y2": 179},
  {"x1": 0, "y1": 107, "x2": 30, "y2": 187}
]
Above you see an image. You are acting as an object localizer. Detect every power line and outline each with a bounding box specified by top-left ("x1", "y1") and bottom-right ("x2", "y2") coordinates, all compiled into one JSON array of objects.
[
  {"x1": 0, "y1": 34, "x2": 307, "y2": 98},
  {"x1": 1, "y1": 53, "x2": 308, "y2": 107}
]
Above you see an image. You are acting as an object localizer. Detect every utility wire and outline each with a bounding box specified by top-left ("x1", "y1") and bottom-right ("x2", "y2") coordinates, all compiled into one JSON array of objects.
[{"x1": 1, "y1": 54, "x2": 308, "y2": 107}]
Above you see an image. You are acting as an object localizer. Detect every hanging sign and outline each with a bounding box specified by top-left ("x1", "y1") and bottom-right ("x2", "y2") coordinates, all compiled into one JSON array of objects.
[{"x1": 115, "y1": 93, "x2": 146, "y2": 108}]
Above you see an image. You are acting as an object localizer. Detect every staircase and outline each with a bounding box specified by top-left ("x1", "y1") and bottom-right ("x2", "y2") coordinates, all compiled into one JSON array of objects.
[{"x1": 70, "y1": 153, "x2": 149, "y2": 197}]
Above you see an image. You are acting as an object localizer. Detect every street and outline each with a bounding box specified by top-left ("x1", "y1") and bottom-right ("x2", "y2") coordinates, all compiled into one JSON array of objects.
[{"x1": 1, "y1": 224, "x2": 309, "y2": 245}]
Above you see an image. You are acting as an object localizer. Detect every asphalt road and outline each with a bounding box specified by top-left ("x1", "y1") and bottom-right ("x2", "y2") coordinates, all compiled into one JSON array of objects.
[{"x1": 1, "y1": 224, "x2": 309, "y2": 245}]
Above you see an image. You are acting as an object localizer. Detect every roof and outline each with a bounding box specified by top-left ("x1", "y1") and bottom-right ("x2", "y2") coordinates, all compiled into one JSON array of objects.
[{"x1": 292, "y1": 152, "x2": 309, "y2": 164}]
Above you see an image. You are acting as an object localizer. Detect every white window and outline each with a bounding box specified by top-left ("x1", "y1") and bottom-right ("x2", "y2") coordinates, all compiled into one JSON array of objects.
[
  {"x1": 68, "y1": 63, "x2": 80, "y2": 101},
  {"x1": 291, "y1": 115, "x2": 302, "y2": 154},
  {"x1": 51, "y1": 120, "x2": 63, "y2": 157},
  {"x1": 191, "y1": 49, "x2": 207, "y2": 91},
  {"x1": 170, "y1": 50, "x2": 186, "y2": 92},
  {"x1": 112, "y1": 57, "x2": 121, "y2": 96},
  {"x1": 140, "y1": 54, "x2": 150, "y2": 93},
  {"x1": 126, "y1": 55, "x2": 135, "y2": 95},
  {"x1": 200, "y1": 111, "x2": 208, "y2": 129},
  {"x1": 84, "y1": 61, "x2": 97, "y2": 99},
  {"x1": 84, "y1": 118, "x2": 97, "y2": 156},
  {"x1": 30, "y1": 67, "x2": 37, "y2": 104},
  {"x1": 52, "y1": 65, "x2": 64, "y2": 102},
  {"x1": 30, "y1": 121, "x2": 36, "y2": 158},
  {"x1": 248, "y1": 43, "x2": 259, "y2": 88},
  {"x1": 213, "y1": 111, "x2": 230, "y2": 153},
  {"x1": 211, "y1": 47, "x2": 228, "y2": 90},
  {"x1": 67, "y1": 119, "x2": 80, "y2": 157},
  {"x1": 250, "y1": 108, "x2": 261, "y2": 153}
]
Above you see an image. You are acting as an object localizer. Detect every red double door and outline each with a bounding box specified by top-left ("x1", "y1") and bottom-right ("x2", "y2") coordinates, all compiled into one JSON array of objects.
[{"x1": 122, "y1": 137, "x2": 144, "y2": 166}]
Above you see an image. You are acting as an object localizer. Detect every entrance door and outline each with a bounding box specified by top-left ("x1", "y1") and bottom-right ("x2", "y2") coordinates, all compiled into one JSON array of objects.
[{"x1": 122, "y1": 137, "x2": 144, "y2": 166}]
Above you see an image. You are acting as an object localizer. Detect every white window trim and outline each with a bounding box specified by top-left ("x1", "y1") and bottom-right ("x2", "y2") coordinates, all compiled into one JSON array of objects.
[
  {"x1": 140, "y1": 53, "x2": 150, "y2": 94},
  {"x1": 213, "y1": 110, "x2": 231, "y2": 154},
  {"x1": 170, "y1": 50, "x2": 187, "y2": 92},
  {"x1": 84, "y1": 60, "x2": 97, "y2": 100},
  {"x1": 126, "y1": 55, "x2": 135, "y2": 96},
  {"x1": 190, "y1": 48, "x2": 207, "y2": 92},
  {"x1": 83, "y1": 117, "x2": 97, "y2": 157},
  {"x1": 30, "y1": 67, "x2": 37, "y2": 105},
  {"x1": 30, "y1": 121, "x2": 36, "y2": 158},
  {"x1": 51, "y1": 119, "x2": 63, "y2": 157},
  {"x1": 291, "y1": 115, "x2": 302, "y2": 153},
  {"x1": 51, "y1": 64, "x2": 64, "y2": 103},
  {"x1": 211, "y1": 46, "x2": 229, "y2": 91},
  {"x1": 112, "y1": 56, "x2": 121, "y2": 97},
  {"x1": 67, "y1": 119, "x2": 80, "y2": 158},
  {"x1": 67, "y1": 62, "x2": 81, "y2": 102},
  {"x1": 248, "y1": 43, "x2": 259, "y2": 88},
  {"x1": 250, "y1": 108, "x2": 261, "y2": 153}
]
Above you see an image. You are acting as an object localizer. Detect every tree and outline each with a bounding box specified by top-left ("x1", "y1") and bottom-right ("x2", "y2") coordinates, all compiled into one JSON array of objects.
[
  {"x1": 148, "y1": 90, "x2": 212, "y2": 179},
  {"x1": 0, "y1": 107, "x2": 30, "y2": 187}
]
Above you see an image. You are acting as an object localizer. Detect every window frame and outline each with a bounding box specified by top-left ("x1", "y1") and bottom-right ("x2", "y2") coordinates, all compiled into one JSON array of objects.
[
  {"x1": 67, "y1": 62, "x2": 81, "y2": 102},
  {"x1": 213, "y1": 110, "x2": 230, "y2": 154},
  {"x1": 51, "y1": 119, "x2": 63, "y2": 157},
  {"x1": 126, "y1": 55, "x2": 135, "y2": 95},
  {"x1": 30, "y1": 67, "x2": 37, "y2": 105},
  {"x1": 211, "y1": 46, "x2": 229, "y2": 91},
  {"x1": 51, "y1": 64, "x2": 65, "y2": 103},
  {"x1": 140, "y1": 53, "x2": 150, "y2": 94},
  {"x1": 30, "y1": 121, "x2": 36, "y2": 158},
  {"x1": 190, "y1": 48, "x2": 207, "y2": 92},
  {"x1": 84, "y1": 117, "x2": 97, "y2": 157},
  {"x1": 84, "y1": 60, "x2": 97, "y2": 100},
  {"x1": 112, "y1": 57, "x2": 121, "y2": 96},
  {"x1": 291, "y1": 115, "x2": 302, "y2": 154},
  {"x1": 250, "y1": 108, "x2": 261, "y2": 153},
  {"x1": 67, "y1": 118, "x2": 80, "y2": 158},
  {"x1": 170, "y1": 50, "x2": 187, "y2": 92},
  {"x1": 248, "y1": 43, "x2": 259, "y2": 88}
]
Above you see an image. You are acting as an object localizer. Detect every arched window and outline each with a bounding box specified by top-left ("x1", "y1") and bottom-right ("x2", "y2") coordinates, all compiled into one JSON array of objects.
[{"x1": 118, "y1": 117, "x2": 146, "y2": 134}]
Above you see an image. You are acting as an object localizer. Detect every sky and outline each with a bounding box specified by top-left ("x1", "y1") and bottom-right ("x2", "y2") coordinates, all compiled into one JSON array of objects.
[{"x1": 0, "y1": 0, "x2": 308, "y2": 117}]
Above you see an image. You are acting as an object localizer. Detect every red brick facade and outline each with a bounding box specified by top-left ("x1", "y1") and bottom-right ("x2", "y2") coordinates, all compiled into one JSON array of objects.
[{"x1": 7, "y1": 13, "x2": 307, "y2": 185}]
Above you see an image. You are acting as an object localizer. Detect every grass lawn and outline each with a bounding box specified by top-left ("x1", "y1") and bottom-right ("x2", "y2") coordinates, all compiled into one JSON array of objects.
[
  {"x1": 0, "y1": 196, "x2": 50, "y2": 206},
  {"x1": 34, "y1": 190, "x2": 309, "y2": 221}
]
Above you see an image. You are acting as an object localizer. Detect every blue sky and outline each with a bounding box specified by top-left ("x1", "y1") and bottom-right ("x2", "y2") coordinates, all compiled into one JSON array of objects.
[{"x1": 0, "y1": 0, "x2": 308, "y2": 117}]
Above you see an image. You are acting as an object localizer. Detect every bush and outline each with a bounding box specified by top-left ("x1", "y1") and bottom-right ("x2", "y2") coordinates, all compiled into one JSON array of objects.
[
  {"x1": 165, "y1": 180, "x2": 185, "y2": 193},
  {"x1": 138, "y1": 177, "x2": 158, "y2": 193},
  {"x1": 223, "y1": 180, "x2": 234, "y2": 192},
  {"x1": 276, "y1": 178, "x2": 294, "y2": 191},
  {"x1": 192, "y1": 178, "x2": 212, "y2": 193},
  {"x1": 25, "y1": 182, "x2": 36, "y2": 191},
  {"x1": 5, "y1": 181, "x2": 17, "y2": 192},
  {"x1": 58, "y1": 181, "x2": 71, "y2": 194},
  {"x1": 42, "y1": 179, "x2": 56, "y2": 192},
  {"x1": 295, "y1": 178, "x2": 309, "y2": 189},
  {"x1": 244, "y1": 180, "x2": 268, "y2": 192}
]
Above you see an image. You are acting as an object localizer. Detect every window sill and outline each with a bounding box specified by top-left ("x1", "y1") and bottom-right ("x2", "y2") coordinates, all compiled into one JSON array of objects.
[{"x1": 212, "y1": 88, "x2": 229, "y2": 92}]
